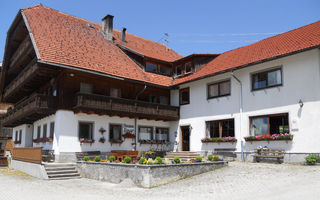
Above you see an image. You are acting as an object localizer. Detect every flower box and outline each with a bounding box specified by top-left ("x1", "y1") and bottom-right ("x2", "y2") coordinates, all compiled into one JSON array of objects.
[
  {"x1": 109, "y1": 140, "x2": 123, "y2": 145},
  {"x1": 122, "y1": 132, "x2": 135, "y2": 139},
  {"x1": 244, "y1": 133, "x2": 293, "y2": 142},
  {"x1": 33, "y1": 138, "x2": 44, "y2": 143},
  {"x1": 14, "y1": 141, "x2": 21, "y2": 144},
  {"x1": 139, "y1": 140, "x2": 170, "y2": 145},
  {"x1": 44, "y1": 137, "x2": 53, "y2": 143},
  {"x1": 80, "y1": 138, "x2": 95, "y2": 144},
  {"x1": 201, "y1": 137, "x2": 237, "y2": 143}
]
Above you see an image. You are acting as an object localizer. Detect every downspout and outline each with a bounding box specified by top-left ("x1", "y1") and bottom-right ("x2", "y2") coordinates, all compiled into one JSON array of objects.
[
  {"x1": 134, "y1": 84, "x2": 147, "y2": 150},
  {"x1": 231, "y1": 71, "x2": 244, "y2": 161}
]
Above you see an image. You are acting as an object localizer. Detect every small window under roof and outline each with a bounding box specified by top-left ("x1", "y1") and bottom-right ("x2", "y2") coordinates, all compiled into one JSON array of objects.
[{"x1": 88, "y1": 23, "x2": 94, "y2": 28}]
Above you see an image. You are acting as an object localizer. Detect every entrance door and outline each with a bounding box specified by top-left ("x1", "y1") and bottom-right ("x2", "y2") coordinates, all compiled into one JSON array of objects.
[{"x1": 181, "y1": 126, "x2": 190, "y2": 151}]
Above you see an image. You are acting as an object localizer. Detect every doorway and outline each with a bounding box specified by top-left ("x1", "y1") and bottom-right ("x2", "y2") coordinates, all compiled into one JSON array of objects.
[{"x1": 180, "y1": 126, "x2": 190, "y2": 151}]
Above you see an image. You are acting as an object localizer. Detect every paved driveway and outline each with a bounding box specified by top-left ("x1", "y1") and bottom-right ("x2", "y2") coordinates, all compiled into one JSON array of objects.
[{"x1": 0, "y1": 162, "x2": 319, "y2": 200}]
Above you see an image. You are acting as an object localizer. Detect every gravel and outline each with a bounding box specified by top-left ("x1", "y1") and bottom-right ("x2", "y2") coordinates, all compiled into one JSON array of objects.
[{"x1": 0, "y1": 161, "x2": 319, "y2": 200}]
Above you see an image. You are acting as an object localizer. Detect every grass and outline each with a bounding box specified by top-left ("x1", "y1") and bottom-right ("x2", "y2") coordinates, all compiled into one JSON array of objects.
[{"x1": 0, "y1": 167, "x2": 31, "y2": 178}]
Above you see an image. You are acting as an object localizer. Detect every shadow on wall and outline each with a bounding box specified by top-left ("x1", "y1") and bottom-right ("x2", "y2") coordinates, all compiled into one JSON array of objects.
[{"x1": 244, "y1": 140, "x2": 293, "y2": 152}]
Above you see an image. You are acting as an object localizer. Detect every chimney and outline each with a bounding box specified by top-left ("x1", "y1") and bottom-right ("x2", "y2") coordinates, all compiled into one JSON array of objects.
[
  {"x1": 121, "y1": 28, "x2": 127, "y2": 42},
  {"x1": 102, "y1": 14, "x2": 114, "y2": 41}
]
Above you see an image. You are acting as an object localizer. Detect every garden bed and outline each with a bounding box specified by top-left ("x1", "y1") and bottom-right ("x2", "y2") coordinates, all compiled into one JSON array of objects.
[{"x1": 77, "y1": 161, "x2": 227, "y2": 188}]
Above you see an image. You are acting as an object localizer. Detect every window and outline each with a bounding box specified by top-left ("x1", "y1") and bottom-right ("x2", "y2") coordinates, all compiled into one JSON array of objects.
[
  {"x1": 110, "y1": 88, "x2": 121, "y2": 98},
  {"x1": 176, "y1": 65, "x2": 182, "y2": 76},
  {"x1": 19, "y1": 130, "x2": 22, "y2": 142},
  {"x1": 139, "y1": 126, "x2": 153, "y2": 141},
  {"x1": 208, "y1": 80, "x2": 231, "y2": 99},
  {"x1": 37, "y1": 126, "x2": 41, "y2": 139},
  {"x1": 159, "y1": 96, "x2": 169, "y2": 105},
  {"x1": 146, "y1": 62, "x2": 158, "y2": 73},
  {"x1": 80, "y1": 83, "x2": 93, "y2": 94},
  {"x1": 50, "y1": 122, "x2": 54, "y2": 139},
  {"x1": 206, "y1": 119, "x2": 235, "y2": 138},
  {"x1": 159, "y1": 66, "x2": 171, "y2": 76},
  {"x1": 155, "y1": 128, "x2": 169, "y2": 141},
  {"x1": 109, "y1": 124, "x2": 122, "y2": 142},
  {"x1": 185, "y1": 62, "x2": 192, "y2": 74},
  {"x1": 179, "y1": 87, "x2": 190, "y2": 105},
  {"x1": 43, "y1": 124, "x2": 47, "y2": 139},
  {"x1": 252, "y1": 68, "x2": 282, "y2": 90},
  {"x1": 250, "y1": 113, "x2": 289, "y2": 136},
  {"x1": 15, "y1": 131, "x2": 18, "y2": 142},
  {"x1": 149, "y1": 95, "x2": 158, "y2": 103},
  {"x1": 79, "y1": 122, "x2": 93, "y2": 140}
]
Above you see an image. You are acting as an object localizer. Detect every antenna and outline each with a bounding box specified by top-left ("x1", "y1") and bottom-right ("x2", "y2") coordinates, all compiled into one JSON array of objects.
[{"x1": 164, "y1": 33, "x2": 169, "y2": 51}]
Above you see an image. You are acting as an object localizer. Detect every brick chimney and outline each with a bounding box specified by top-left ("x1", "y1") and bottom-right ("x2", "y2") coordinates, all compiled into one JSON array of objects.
[
  {"x1": 102, "y1": 14, "x2": 114, "y2": 41},
  {"x1": 121, "y1": 28, "x2": 127, "y2": 42}
]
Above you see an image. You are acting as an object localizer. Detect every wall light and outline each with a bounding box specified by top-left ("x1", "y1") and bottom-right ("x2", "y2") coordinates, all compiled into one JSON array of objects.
[{"x1": 299, "y1": 99, "x2": 304, "y2": 108}]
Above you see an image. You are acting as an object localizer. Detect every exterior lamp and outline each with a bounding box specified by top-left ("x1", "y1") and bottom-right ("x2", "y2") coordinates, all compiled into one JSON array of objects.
[{"x1": 299, "y1": 99, "x2": 304, "y2": 108}]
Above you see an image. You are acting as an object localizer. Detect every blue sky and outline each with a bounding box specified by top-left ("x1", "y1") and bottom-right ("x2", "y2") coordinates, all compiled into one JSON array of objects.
[{"x1": 0, "y1": 0, "x2": 319, "y2": 60}]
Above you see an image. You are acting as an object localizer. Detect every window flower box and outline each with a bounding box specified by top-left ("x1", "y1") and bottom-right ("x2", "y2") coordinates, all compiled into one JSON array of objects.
[
  {"x1": 80, "y1": 138, "x2": 95, "y2": 144},
  {"x1": 44, "y1": 137, "x2": 53, "y2": 143},
  {"x1": 109, "y1": 140, "x2": 123, "y2": 145},
  {"x1": 244, "y1": 133, "x2": 293, "y2": 142},
  {"x1": 122, "y1": 132, "x2": 135, "y2": 139},
  {"x1": 139, "y1": 140, "x2": 170, "y2": 145},
  {"x1": 33, "y1": 138, "x2": 44, "y2": 143},
  {"x1": 14, "y1": 141, "x2": 21, "y2": 144},
  {"x1": 201, "y1": 137, "x2": 237, "y2": 143}
]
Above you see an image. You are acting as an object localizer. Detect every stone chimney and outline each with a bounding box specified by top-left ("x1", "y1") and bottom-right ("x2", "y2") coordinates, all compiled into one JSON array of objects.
[
  {"x1": 102, "y1": 14, "x2": 114, "y2": 41},
  {"x1": 121, "y1": 28, "x2": 127, "y2": 42}
]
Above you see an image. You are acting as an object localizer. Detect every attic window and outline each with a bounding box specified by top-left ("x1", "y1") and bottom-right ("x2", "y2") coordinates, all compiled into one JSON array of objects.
[{"x1": 88, "y1": 23, "x2": 94, "y2": 28}]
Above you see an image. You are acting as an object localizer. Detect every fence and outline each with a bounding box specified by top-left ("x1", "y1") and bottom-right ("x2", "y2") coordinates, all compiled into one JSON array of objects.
[{"x1": 4, "y1": 140, "x2": 42, "y2": 164}]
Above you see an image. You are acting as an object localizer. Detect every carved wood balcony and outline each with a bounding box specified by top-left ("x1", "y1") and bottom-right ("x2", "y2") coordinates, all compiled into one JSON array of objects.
[
  {"x1": 1, "y1": 94, "x2": 58, "y2": 127},
  {"x1": 73, "y1": 93, "x2": 179, "y2": 121}
]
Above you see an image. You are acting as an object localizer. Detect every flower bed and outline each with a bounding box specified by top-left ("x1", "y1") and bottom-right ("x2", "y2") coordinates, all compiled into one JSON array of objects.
[
  {"x1": 244, "y1": 133, "x2": 293, "y2": 141},
  {"x1": 201, "y1": 137, "x2": 237, "y2": 143}
]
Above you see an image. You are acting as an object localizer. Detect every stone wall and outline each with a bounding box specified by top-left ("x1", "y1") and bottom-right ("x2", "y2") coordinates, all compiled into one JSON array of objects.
[{"x1": 77, "y1": 161, "x2": 227, "y2": 188}]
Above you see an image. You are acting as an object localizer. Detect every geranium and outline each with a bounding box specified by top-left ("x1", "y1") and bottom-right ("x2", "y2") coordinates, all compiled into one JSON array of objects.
[
  {"x1": 244, "y1": 133, "x2": 293, "y2": 141},
  {"x1": 201, "y1": 137, "x2": 237, "y2": 143}
]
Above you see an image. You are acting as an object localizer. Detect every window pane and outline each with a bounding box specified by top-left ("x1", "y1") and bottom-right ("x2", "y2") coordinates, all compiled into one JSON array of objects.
[
  {"x1": 139, "y1": 127, "x2": 152, "y2": 140},
  {"x1": 146, "y1": 63, "x2": 157, "y2": 72},
  {"x1": 208, "y1": 121, "x2": 219, "y2": 138},
  {"x1": 253, "y1": 73, "x2": 267, "y2": 89},
  {"x1": 185, "y1": 62, "x2": 192, "y2": 73},
  {"x1": 79, "y1": 123, "x2": 92, "y2": 139},
  {"x1": 50, "y1": 122, "x2": 55, "y2": 138},
  {"x1": 269, "y1": 115, "x2": 289, "y2": 134},
  {"x1": 159, "y1": 96, "x2": 168, "y2": 105},
  {"x1": 80, "y1": 83, "x2": 93, "y2": 94},
  {"x1": 208, "y1": 84, "x2": 219, "y2": 97},
  {"x1": 221, "y1": 120, "x2": 234, "y2": 137},
  {"x1": 156, "y1": 128, "x2": 169, "y2": 141},
  {"x1": 251, "y1": 117, "x2": 268, "y2": 136},
  {"x1": 43, "y1": 124, "x2": 47, "y2": 138},
  {"x1": 110, "y1": 125, "x2": 121, "y2": 141},
  {"x1": 159, "y1": 66, "x2": 171, "y2": 76},
  {"x1": 37, "y1": 126, "x2": 41, "y2": 139},
  {"x1": 176, "y1": 65, "x2": 182, "y2": 76},
  {"x1": 181, "y1": 91, "x2": 189, "y2": 104},
  {"x1": 268, "y1": 70, "x2": 282, "y2": 86},
  {"x1": 219, "y1": 81, "x2": 230, "y2": 96}
]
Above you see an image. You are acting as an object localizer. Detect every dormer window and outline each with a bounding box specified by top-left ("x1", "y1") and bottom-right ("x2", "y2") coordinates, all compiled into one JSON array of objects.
[
  {"x1": 176, "y1": 65, "x2": 183, "y2": 76},
  {"x1": 146, "y1": 62, "x2": 158, "y2": 73},
  {"x1": 159, "y1": 66, "x2": 171, "y2": 76},
  {"x1": 185, "y1": 62, "x2": 192, "y2": 74}
]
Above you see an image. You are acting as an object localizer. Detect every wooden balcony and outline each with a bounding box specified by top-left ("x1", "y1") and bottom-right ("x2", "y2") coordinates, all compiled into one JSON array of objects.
[
  {"x1": 1, "y1": 94, "x2": 58, "y2": 127},
  {"x1": 73, "y1": 93, "x2": 179, "y2": 121},
  {"x1": 3, "y1": 59, "x2": 58, "y2": 102}
]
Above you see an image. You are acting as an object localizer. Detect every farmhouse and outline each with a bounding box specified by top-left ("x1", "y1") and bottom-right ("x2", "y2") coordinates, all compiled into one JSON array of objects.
[{"x1": 1, "y1": 4, "x2": 320, "y2": 163}]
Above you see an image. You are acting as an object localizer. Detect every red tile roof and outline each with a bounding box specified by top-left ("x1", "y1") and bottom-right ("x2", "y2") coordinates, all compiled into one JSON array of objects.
[
  {"x1": 22, "y1": 5, "x2": 174, "y2": 86},
  {"x1": 173, "y1": 20, "x2": 320, "y2": 85}
]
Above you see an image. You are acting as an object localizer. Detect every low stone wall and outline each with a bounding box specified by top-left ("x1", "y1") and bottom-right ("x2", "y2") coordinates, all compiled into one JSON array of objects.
[
  {"x1": 77, "y1": 161, "x2": 227, "y2": 188},
  {"x1": 10, "y1": 159, "x2": 48, "y2": 179}
]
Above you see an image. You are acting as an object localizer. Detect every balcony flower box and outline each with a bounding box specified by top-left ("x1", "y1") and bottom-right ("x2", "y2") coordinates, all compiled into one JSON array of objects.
[
  {"x1": 201, "y1": 137, "x2": 237, "y2": 143},
  {"x1": 123, "y1": 132, "x2": 135, "y2": 139},
  {"x1": 80, "y1": 138, "x2": 95, "y2": 144},
  {"x1": 244, "y1": 133, "x2": 293, "y2": 142},
  {"x1": 139, "y1": 140, "x2": 170, "y2": 145}
]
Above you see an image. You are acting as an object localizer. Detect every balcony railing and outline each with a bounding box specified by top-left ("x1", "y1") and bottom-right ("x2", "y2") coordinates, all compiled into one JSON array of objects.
[
  {"x1": 1, "y1": 94, "x2": 58, "y2": 127},
  {"x1": 74, "y1": 93, "x2": 179, "y2": 121}
]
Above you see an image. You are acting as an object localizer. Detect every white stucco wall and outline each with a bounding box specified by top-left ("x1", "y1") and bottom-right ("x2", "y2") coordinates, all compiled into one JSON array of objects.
[
  {"x1": 175, "y1": 48, "x2": 320, "y2": 153},
  {"x1": 13, "y1": 124, "x2": 33, "y2": 148},
  {"x1": 32, "y1": 115, "x2": 55, "y2": 150}
]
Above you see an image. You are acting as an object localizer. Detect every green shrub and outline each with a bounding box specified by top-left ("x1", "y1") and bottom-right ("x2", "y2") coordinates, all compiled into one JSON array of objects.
[
  {"x1": 147, "y1": 158, "x2": 154, "y2": 165},
  {"x1": 195, "y1": 156, "x2": 202, "y2": 162},
  {"x1": 83, "y1": 156, "x2": 90, "y2": 161},
  {"x1": 123, "y1": 156, "x2": 131, "y2": 164},
  {"x1": 94, "y1": 156, "x2": 101, "y2": 162},
  {"x1": 213, "y1": 155, "x2": 220, "y2": 161},
  {"x1": 154, "y1": 156, "x2": 163, "y2": 164},
  {"x1": 207, "y1": 155, "x2": 213, "y2": 161},
  {"x1": 173, "y1": 157, "x2": 180, "y2": 164},
  {"x1": 109, "y1": 155, "x2": 115, "y2": 162},
  {"x1": 306, "y1": 154, "x2": 318, "y2": 165},
  {"x1": 139, "y1": 157, "x2": 147, "y2": 164}
]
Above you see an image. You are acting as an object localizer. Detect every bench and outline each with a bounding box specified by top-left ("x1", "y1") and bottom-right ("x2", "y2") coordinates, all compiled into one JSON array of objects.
[
  {"x1": 76, "y1": 151, "x2": 101, "y2": 161},
  {"x1": 253, "y1": 149, "x2": 284, "y2": 163},
  {"x1": 110, "y1": 150, "x2": 139, "y2": 162}
]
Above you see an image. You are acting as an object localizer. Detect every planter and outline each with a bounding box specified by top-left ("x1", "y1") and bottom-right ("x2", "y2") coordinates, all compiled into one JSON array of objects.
[
  {"x1": 139, "y1": 140, "x2": 170, "y2": 145},
  {"x1": 201, "y1": 137, "x2": 237, "y2": 143},
  {"x1": 14, "y1": 141, "x2": 21, "y2": 144},
  {"x1": 110, "y1": 140, "x2": 123, "y2": 145},
  {"x1": 244, "y1": 134, "x2": 293, "y2": 142},
  {"x1": 122, "y1": 132, "x2": 135, "y2": 139},
  {"x1": 80, "y1": 139, "x2": 95, "y2": 144}
]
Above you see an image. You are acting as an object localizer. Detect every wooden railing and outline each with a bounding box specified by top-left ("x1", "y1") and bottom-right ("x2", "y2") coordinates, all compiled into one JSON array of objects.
[
  {"x1": 2, "y1": 94, "x2": 58, "y2": 126},
  {"x1": 74, "y1": 93, "x2": 179, "y2": 121},
  {"x1": 4, "y1": 58, "x2": 38, "y2": 99},
  {"x1": 9, "y1": 35, "x2": 32, "y2": 69},
  {"x1": 12, "y1": 147, "x2": 42, "y2": 164}
]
